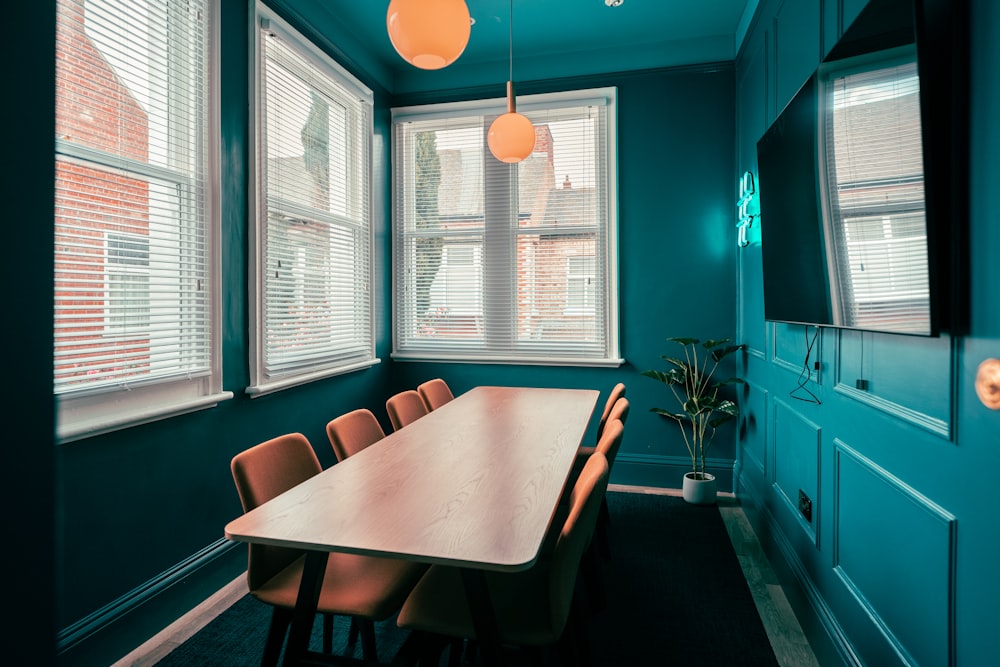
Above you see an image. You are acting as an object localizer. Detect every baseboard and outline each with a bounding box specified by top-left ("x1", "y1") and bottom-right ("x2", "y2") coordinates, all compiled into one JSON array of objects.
[
  {"x1": 737, "y1": 471, "x2": 862, "y2": 667},
  {"x1": 57, "y1": 538, "x2": 246, "y2": 667}
]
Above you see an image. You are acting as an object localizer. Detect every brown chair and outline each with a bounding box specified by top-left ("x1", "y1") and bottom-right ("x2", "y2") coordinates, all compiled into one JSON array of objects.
[
  {"x1": 230, "y1": 433, "x2": 426, "y2": 665},
  {"x1": 573, "y1": 401, "x2": 628, "y2": 565},
  {"x1": 396, "y1": 452, "x2": 611, "y2": 666},
  {"x1": 417, "y1": 378, "x2": 455, "y2": 411},
  {"x1": 386, "y1": 389, "x2": 429, "y2": 432},
  {"x1": 576, "y1": 396, "x2": 630, "y2": 465},
  {"x1": 595, "y1": 382, "x2": 626, "y2": 441},
  {"x1": 326, "y1": 408, "x2": 386, "y2": 462}
]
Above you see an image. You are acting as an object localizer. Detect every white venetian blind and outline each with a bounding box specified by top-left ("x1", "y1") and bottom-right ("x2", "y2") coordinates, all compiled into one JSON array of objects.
[
  {"x1": 251, "y1": 10, "x2": 374, "y2": 391},
  {"x1": 54, "y1": 0, "x2": 211, "y2": 394},
  {"x1": 391, "y1": 89, "x2": 619, "y2": 365},
  {"x1": 823, "y1": 56, "x2": 930, "y2": 334}
]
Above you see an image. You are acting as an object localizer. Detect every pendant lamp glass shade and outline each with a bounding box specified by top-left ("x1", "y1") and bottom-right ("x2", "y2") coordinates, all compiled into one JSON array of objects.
[
  {"x1": 386, "y1": 0, "x2": 471, "y2": 70},
  {"x1": 488, "y1": 82, "x2": 536, "y2": 163}
]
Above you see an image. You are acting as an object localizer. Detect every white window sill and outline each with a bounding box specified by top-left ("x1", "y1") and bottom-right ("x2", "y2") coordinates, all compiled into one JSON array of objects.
[
  {"x1": 391, "y1": 352, "x2": 625, "y2": 368},
  {"x1": 57, "y1": 391, "x2": 234, "y2": 444},
  {"x1": 246, "y1": 358, "x2": 381, "y2": 398}
]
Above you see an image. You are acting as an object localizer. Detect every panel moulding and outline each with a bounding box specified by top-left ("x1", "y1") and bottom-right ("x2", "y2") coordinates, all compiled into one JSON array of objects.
[
  {"x1": 832, "y1": 440, "x2": 956, "y2": 667},
  {"x1": 770, "y1": 397, "x2": 821, "y2": 547},
  {"x1": 832, "y1": 329, "x2": 955, "y2": 440},
  {"x1": 739, "y1": 379, "x2": 769, "y2": 476}
]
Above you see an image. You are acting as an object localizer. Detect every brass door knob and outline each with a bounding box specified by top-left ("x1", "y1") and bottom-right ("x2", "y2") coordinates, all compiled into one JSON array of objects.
[{"x1": 975, "y1": 358, "x2": 1000, "y2": 410}]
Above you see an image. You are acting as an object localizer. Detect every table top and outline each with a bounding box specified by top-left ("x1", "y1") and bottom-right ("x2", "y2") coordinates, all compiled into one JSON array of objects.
[{"x1": 225, "y1": 385, "x2": 599, "y2": 572}]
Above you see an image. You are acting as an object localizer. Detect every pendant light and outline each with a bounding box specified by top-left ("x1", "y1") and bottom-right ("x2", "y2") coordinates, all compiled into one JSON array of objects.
[
  {"x1": 386, "y1": 0, "x2": 471, "y2": 70},
  {"x1": 488, "y1": 0, "x2": 535, "y2": 163}
]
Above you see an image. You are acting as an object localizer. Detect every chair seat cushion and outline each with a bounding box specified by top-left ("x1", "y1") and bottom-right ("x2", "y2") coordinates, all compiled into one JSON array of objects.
[
  {"x1": 397, "y1": 564, "x2": 559, "y2": 647},
  {"x1": 253, "y1": 553, "x2": 426, "y2": 621}
]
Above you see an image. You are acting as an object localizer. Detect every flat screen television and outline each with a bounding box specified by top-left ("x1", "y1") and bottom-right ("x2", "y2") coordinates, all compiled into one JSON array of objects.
[{"x1": 755, "y1": 0, "x2": 967, "y2": 336}]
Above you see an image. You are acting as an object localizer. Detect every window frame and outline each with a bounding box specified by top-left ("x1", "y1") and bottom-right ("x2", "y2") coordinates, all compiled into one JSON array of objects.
[
  {"x1": 104, "y1": 231, "x2": 151, "y2": 335},
  {"x1": 247, "y1": 3, "x2": 378, "y2": 397},
  {"x1": 390, "y1": 88, "x2": 622, "y2": 367},
  {"x1": 54, "y1": 0, "x2": 229, "y2": 442}
]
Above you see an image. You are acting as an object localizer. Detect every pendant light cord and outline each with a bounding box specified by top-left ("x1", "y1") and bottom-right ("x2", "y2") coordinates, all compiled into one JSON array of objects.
[{"x1": 508, "y1": 0, "x2": 513, "y2": 82}]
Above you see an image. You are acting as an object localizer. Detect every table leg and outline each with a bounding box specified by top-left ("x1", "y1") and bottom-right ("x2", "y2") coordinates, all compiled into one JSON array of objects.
[
  {"x1": 459, "y1": 568, "x2": 504, "y2": 667},
  {"x1": 283, "y1": 551, "x2": 328, "y2": 667}
]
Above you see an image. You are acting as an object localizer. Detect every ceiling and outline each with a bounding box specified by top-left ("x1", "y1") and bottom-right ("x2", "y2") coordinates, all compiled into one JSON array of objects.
[{"x1": 285, "y1": 0, "x2": 757, "y2": 93}]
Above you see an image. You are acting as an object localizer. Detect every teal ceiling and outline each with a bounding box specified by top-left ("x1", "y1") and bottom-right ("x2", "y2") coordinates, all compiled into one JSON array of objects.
[{"x1": 283, "y1": 0, "x2": 755, "y2": 93}]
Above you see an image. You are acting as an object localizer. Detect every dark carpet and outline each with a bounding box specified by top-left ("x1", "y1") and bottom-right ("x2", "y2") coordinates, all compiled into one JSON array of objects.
[{"x1": 157, "y1": 492, "x2": 779, "y2": 666}]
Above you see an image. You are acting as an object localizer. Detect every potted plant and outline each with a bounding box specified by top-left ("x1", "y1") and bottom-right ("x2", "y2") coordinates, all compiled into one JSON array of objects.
[{"x1": 641, "y1": 337, "x2": 745, "y2": 504}]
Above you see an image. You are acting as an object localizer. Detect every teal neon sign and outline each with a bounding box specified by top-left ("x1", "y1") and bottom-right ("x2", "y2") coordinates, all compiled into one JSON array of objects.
[{"x1": 737, "y1": 171, "x2": 758, "y2": 247}]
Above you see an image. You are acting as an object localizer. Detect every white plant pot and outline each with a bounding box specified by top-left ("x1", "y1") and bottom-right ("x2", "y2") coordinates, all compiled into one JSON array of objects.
[{"x1": 682, "y1": 472, "x2": 717, "y2": 505}]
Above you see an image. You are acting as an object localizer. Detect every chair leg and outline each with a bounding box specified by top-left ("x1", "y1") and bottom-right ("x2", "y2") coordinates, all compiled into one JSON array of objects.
[
  {"x1": 359, "y1": 618, "x2": 379, "y2": 663},
  {"x1": 347, "y1": 617, "x2": 360, "y2": 646},
  {"x1": 262, "y1": 607, "x2": 292, "y2": 667},
  {"x1": 322, "y1": 613, "x2": 334, "y2": 654}
]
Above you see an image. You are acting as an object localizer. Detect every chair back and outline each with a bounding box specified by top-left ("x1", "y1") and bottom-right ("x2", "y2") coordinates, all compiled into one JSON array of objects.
[
  {"x1": 596, "y1": 383, "x2": 626, "y2": 439},
  {"x1": 550, "y1": 451, "x2": 609, "y2": 634},
  {"x1": 595, "y1": 418, "x2": 625, "y2": 469},
  {"x1": 417, "y1": 378, "x2": 455, "y2": 411},
  {"x1": 326, "y1": 408, "x2": 386, "y2": 461},
  {"x1": 386, "y1": 389, "x2": 429, "y2": 432},
  {"x1": 231, "y1": 433, "x2": 322, "y2": 590},
  {"x1": 607, "y1": 396, "x2": 629, "y2": 427}
]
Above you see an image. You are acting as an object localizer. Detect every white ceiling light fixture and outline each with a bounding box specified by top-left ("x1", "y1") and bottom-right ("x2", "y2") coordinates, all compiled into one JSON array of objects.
[
  {"x1": 605, "y1": 0, "x2": 624, "y2": 7},
  {"x1": 487, "y1": 0, "x2": 536, "y2": 163}
]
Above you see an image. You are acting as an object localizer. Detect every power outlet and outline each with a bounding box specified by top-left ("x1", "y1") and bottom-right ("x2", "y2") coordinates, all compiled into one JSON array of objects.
[{"x1": 798, "y1": 489, "x2": 812, "y2": 523}]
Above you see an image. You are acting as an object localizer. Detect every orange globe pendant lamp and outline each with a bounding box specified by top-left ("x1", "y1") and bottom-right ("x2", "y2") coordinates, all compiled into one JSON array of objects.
[
  {"x1": 488, "y1": 81, "x2": 535, "y2": 163},
  {"x1": 488, "y1": 0, "x2": 535, "y2": 163},
  {"x1": 386, "y1": 0, "x2": 471, "y2": 70}
]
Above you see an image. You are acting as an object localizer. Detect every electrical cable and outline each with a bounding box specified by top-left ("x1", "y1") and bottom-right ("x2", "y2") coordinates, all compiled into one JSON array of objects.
[{"x1": 790, "y1": 325, "x2": 822, "y2": 404}]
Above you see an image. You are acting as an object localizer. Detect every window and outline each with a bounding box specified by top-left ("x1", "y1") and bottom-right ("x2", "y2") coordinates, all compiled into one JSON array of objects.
[
  {"x1": 248, "y1": 5, "x2": 376, "y2": 396},
  {"x1": 105, "y1": 233, "x2": 150, "y2": 334},
  {"x1": 54, "y1": 0, "x2": 227, "y2": 441},
  {"x1": 820, "y1": 50, "x2": 929, "y2": 333},
  {"x1": 566, "y1": 255, "x2": 597, "y2": 313},
  {"x1": 392, "y1": 88, "x2": 621, "y2": 365}
]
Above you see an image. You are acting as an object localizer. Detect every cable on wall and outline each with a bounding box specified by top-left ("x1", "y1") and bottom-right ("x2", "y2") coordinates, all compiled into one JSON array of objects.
[{"x1": 790, "y1": 325, "x2": 822, "y2": 404}]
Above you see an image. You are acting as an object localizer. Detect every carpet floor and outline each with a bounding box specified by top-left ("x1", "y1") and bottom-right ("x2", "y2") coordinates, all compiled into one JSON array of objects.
[{"x1": 157, "y1": 491, "x2": 779, "y2": 666}]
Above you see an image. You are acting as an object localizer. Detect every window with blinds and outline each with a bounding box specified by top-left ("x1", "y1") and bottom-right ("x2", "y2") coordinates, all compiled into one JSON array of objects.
[
  {"x1": 391, "y1": 88, "x2": 621, "y2": 366},
  {"x1": 54, "y1": 0, "x2": 227, "y2": 440},
  {"x1": 248, "y1": 5, "x2": 376, "y2": 395},
  {"x1": 821, "y1": 51, "x2": 930, "y2": 334}
]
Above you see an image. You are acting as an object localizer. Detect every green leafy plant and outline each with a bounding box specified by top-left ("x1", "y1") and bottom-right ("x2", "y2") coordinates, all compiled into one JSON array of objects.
[{"x1": 641, "y1": 337, "x2": 745, "y2": 479}]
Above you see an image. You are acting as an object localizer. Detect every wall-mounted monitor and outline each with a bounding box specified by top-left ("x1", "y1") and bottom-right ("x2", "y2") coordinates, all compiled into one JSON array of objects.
[{"x1": 756, "y1": 0, "x2": 967, "y2": 336}]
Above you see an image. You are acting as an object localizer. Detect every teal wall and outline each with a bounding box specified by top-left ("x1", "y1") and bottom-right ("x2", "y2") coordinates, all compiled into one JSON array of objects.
[
  {"x1": 7, "y1": 3, "x2": 56, "y2": 666},
  {"x1": 735, "y1": 1, "x2": 1000, "y2": 665},
  {"x1": 49, "y1": 1, "x2": 737, "y2": 664}
]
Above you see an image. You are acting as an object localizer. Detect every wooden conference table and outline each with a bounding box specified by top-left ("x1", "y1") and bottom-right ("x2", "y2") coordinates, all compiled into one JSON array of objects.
[{"x1": 225, "y1": 385, "x2": 599, "y2": 666}]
